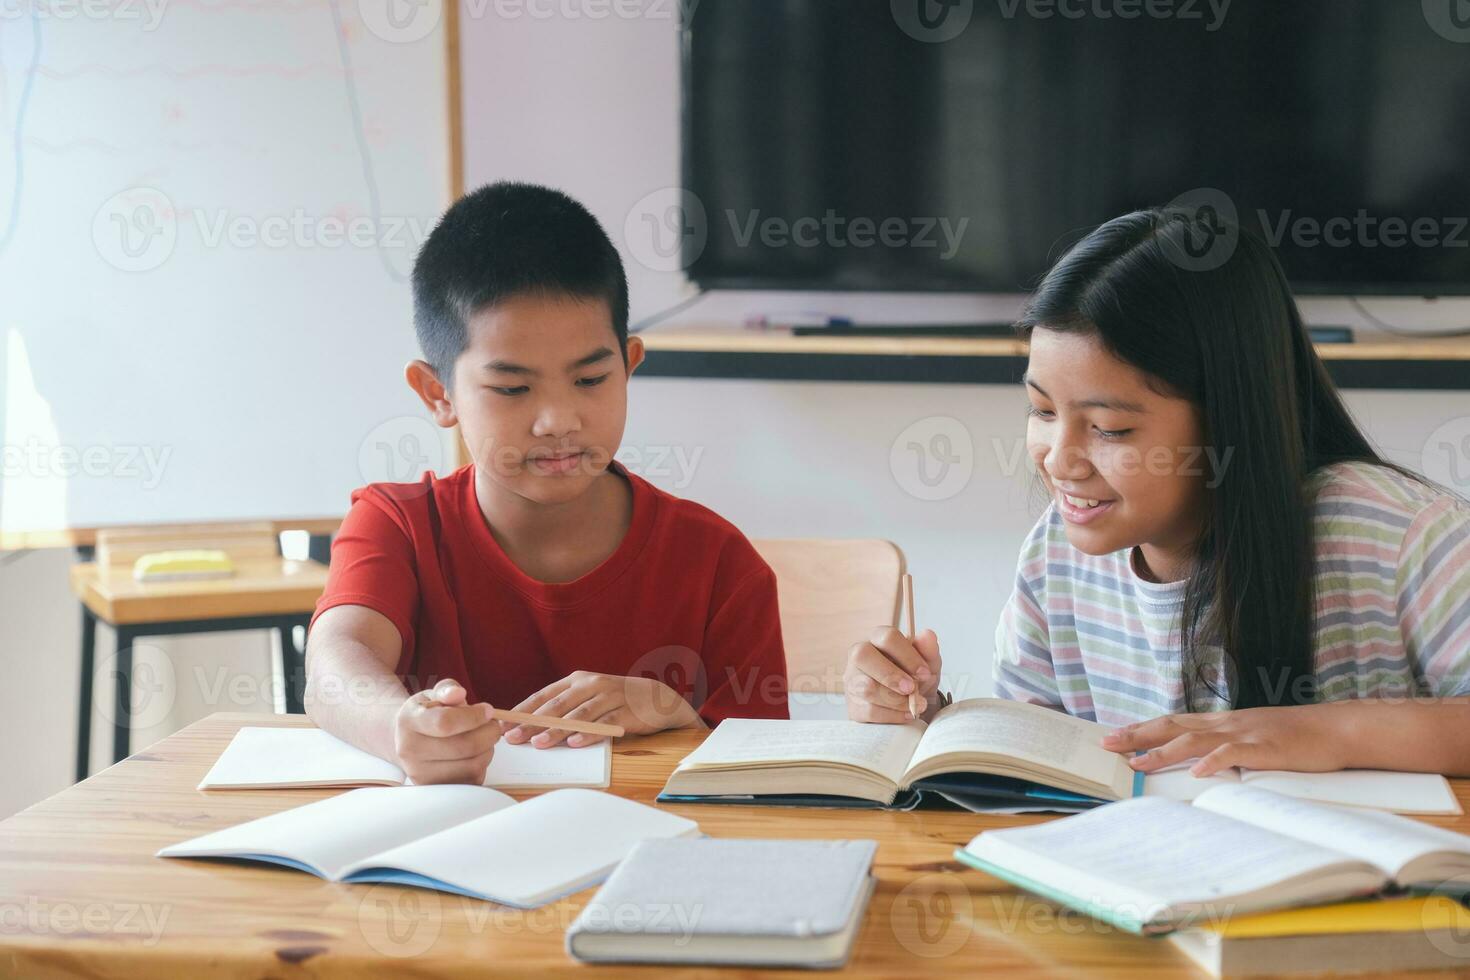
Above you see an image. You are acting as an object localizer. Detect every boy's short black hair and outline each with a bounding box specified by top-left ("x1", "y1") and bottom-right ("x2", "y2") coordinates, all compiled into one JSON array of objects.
[{"x1": 411, "y1": 182, "x2": 629, "y2": 386}]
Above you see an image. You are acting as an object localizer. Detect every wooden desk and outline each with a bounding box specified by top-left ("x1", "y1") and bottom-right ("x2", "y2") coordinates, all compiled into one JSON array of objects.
[
  {"x1": 3, "y1": 712, "x2": 1468, "y2": 978},
  {"x1": 69, "y1": 557, "x2": 329, "y2": 626},
  {"x1": 639, "y1": 325, "x2": 1470, "y2": 390},
  {"x1": 67, "y1": 561, "x2": 329, "y2": 780}
]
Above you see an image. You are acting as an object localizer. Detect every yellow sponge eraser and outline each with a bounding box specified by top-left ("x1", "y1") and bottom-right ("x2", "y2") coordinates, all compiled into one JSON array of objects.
[{"x1": 133, "y1": 549, "x2": 237, "y2": 582}]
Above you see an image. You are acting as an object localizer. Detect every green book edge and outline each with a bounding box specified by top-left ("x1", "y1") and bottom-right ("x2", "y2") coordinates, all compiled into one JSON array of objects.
[{"x1": 952, "y1": 848, "x2": 1162, "y2": 936}]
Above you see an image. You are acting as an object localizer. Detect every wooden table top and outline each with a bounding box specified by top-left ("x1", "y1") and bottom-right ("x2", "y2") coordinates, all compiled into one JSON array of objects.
[
  {"x1": 3, "y1": 712, "x2": 1468, "y2": 978},
  {"x1": 68, "y1": 558, "x2": 329, "y2": 625}
]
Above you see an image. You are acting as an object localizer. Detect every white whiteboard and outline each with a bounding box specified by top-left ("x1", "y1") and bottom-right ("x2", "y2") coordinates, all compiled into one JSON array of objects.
[{"x1": 0, "y1": 2, "x2": 456, "y2": 536}]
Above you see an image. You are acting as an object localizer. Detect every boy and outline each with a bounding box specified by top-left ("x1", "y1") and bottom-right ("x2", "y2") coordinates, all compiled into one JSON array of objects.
[{"x1": 304, "y1": 182, "x2": 788, "y2": 784}]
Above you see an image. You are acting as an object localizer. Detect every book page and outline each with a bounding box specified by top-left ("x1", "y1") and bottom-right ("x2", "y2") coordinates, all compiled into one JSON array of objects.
[
  {"x1": 1194, "y1": 784, "x2": 1470, "y2": 879},
  {"x1": 157, "y1": 785, "x2": 514, "y2": 879},
  {"x1": 1239, "y1": 770, "x2": 1461, "y2": 815},
  {"x1": 969, "y1": 796, "x2": 1370, "y2": 918},
  {"x1": 906, "y1": 699, "x2": 1130, "y2": 794},
  {"x1": 202, "y1": 727, "x2": 611, "y2": 792},
  {"x1": 199, "y1": 727, "x2": 406, "y2": 789},
  {"x1": 1143, "y1": 763, "x2": 1241, "y2": 802},
  {"x1": 480, "y1": 739, "x2": 610, "y2": 789},
  {"x1": 345, "y1": 788, "x2": 700, "y2": 907},
  {"x1": 678, "y1": 719, "x2": 925, "y2": 786},
  {"x1": 1144, "y1": 766, "x2": 1460, "y2": 814}
]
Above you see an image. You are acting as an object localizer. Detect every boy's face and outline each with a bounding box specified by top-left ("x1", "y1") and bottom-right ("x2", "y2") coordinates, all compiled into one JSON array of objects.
[{"x1": 410, "y1": 292, "x2": 643, "y2": 507}]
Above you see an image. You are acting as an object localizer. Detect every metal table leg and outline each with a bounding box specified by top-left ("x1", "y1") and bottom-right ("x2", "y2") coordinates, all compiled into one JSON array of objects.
[
  {"x1": 112, "y1": 626, "x2": 137, "y2": 765},
  {"x1": 76, "y1": 607, "x2": 98, "y2": 782}
]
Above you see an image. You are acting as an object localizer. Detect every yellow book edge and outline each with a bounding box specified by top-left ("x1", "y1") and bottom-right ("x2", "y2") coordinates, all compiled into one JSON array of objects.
[{"x1": 1197, "y1": 895, "x2": 1470, "y2": 939}]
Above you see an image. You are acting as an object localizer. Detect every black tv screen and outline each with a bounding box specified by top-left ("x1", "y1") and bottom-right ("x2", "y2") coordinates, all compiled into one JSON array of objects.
[{"x1": 682, "y1": 0, "x2": 1470, "y2": 295}]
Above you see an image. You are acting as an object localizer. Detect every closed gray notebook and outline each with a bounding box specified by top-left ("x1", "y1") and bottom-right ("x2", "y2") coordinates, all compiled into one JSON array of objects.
[{"x1": 565, "y1": 838, "x2": 879, "y2": 968}]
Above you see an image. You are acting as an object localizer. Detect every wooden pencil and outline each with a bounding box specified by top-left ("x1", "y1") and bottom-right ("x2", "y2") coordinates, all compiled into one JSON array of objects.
[
  {"x1": 423, "y1": 692, "x2": 626, "y2": 738},
  {"x1": 903, "y1": 572, "x2": 918, "y2": 719},
  {"x1": 491, "y1": 709, "x2": 625, "y2": 738}
]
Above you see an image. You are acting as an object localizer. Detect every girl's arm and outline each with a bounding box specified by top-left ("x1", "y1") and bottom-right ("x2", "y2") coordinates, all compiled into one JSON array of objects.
[
  {"x1": 1103, "y1": 698, "x2": 1470, "y2": 777},
  {"x1": 1115, "y1": 493, "x2": 1470, "y2": 776}
]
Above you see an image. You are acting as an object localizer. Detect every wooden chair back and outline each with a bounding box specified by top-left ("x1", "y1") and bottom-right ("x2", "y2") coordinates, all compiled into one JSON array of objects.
[{"x1": 752, "y1": 539, "x2": 907, "y2": 695}]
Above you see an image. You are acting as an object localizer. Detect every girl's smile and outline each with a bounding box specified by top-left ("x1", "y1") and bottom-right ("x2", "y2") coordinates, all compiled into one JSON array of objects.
[{"x1": 1056, "y1": 492, "x2": 1115, "y2": 524}]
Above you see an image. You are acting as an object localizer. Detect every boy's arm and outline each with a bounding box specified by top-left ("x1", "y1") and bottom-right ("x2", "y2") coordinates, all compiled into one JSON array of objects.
[
  {"x1": 306, "y1": 604, "x2": 501, "y2": 783},
  {"x1": 303, "y1": 604, "x2": 411, "y2": 761}
]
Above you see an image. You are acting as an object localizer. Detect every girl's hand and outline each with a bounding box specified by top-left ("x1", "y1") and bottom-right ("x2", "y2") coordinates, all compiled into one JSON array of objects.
[
  {"x1": 503, "y1": 671, "x2": 705, "y2": 748},
  {"x1": 844, "y1": 627, "x2": 942, "y2": 724},
  {"x1": 1101, "y1": 705, "x2": 1353, "y2": 777}
]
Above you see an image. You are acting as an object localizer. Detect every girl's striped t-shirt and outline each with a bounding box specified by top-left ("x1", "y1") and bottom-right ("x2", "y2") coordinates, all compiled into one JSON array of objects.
[{"x1": 993, "y1": 461, "x2": 1470, "y2": 726}]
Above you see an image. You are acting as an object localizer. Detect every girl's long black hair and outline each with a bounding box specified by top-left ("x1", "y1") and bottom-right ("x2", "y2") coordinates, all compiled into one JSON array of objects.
[{"x1": 1017, "y1": 208, "x2": 1419, "y2": 710}]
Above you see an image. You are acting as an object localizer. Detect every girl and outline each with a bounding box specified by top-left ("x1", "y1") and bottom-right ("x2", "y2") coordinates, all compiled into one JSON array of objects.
[{"x1": 845, "y1": 208, "x2": 1470, "y2": 777}]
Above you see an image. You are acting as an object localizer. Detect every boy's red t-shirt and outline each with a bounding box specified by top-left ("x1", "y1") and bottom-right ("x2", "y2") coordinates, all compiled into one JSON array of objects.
[{"x1": 310, "y1": 463, "x2": 789, "y2": 724}]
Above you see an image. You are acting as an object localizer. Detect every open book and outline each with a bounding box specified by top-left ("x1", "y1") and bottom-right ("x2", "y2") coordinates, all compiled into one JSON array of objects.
[
  {"x1": 660, "y1": 699, "x2": 1139, "y2": 808},
  {"x1": 1144, "y1": 762, "x2": 1461, "y2": 814},
  {"x1": 658, "y1": 700, "x2": 1461, "y2": 813},
  {"x1": 158, "y1": 786, "x2": 698, "y2": 908},
  {"x1": 198, "y1": 727, "x2": 610, "y2": 791},
  {"x1": 956, "y1": 784, "x2": 1470, "y2": 934}
]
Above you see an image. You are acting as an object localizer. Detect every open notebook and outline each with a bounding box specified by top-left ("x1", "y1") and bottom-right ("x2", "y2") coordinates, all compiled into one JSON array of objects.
[
  {"x1": 658, "y1": 701, "x2": 1460, "y2": 814},
  {"x1": 157, "y1": 786, "x2": 699, "y2": 908},
  {"x1": 956, "y1": 784, "x2": 1470, "y2": 934},
  {"x1": 1144, "y1": 763, "x2": 1461, "y2": 814},
  {"x1": 198, "y1": 727, "x2": 610, "y2": 791}
]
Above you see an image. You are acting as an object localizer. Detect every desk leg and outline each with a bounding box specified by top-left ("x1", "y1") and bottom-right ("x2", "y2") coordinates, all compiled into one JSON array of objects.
[
  {"x1": 276, "y1": 618, "x2": 307, "y2": 714},
  {"x1": 111, "y1": 626, "x2": 136, "y2": 765},
  {"x1": 76, "y1": 608, "x2": 97, "y2": 783}
]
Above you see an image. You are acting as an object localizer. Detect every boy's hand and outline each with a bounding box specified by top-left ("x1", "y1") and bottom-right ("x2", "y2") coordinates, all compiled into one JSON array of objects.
[
  {"x1": 393, "y1": 679, "x2": 503, "y2": 784},
  {"x1": 844, "y1": 627, "x2": 942, "y2": 724},
  {"x1": 1102, "y1": 705, "x2": 1353, "y2": 777},
  {"x1": 503, "y1": 671, "x2": 704, "y2": 749}
]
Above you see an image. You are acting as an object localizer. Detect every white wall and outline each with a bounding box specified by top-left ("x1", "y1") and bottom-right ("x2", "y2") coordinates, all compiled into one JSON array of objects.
[{"x1": 1, "y1": 11, "x2": 450, "y2": 536}]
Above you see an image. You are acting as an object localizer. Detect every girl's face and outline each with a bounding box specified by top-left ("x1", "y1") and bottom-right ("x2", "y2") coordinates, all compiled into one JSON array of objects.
[{"x1": 1024, "y1": 327, "x2": 1210, "y2": 582}]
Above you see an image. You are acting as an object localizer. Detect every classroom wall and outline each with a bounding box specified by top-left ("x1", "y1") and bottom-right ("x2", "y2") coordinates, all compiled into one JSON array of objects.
[
  {"x1": 455, "y1": 2, "x2": 1470, "y2": 702},
  {"x1": 5, "y1": 2, "x2": 1470, "y2": 820}
]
